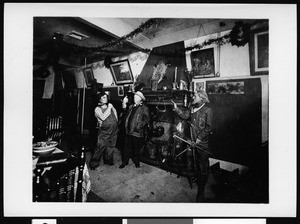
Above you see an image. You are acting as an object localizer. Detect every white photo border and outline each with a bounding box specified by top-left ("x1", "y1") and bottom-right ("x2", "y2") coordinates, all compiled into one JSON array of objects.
[{"x1": 3, "y1": 3, "x2": 297, "y2": 217}]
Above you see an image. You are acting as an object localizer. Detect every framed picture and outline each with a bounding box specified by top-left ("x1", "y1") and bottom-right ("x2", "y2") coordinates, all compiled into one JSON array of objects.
[
  {"x1": 191, "y1": 47, "x2": 216, "y2": 78},
  {"x1": 206, "y1": 80, "x2": 244, "y2": 95},
  {"x1": 249, "y1": 27, "x2": 269, "y2": 75},
  {"x1": 83, "y1": 67, "x2": 94, "y2": 87},
  {"x1": 110, "y1": 59, "x2": 134, "y2": 85},
  {"x1": 117, "y1": 85, "x2": 124, "y2": 97},
  {"x1": 194, "y1": 80, "x2": 206, "y2": 93}
]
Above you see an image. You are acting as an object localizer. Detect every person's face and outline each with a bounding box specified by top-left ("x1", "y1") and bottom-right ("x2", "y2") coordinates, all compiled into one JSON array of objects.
[
  {"x1": 100, "y1": 95, "x2": 108, "y2": 104},
  {"x1": 134, "y1": 95, "x2": 142, "y2": 104},
  {"x1": 192, "y1": 94, "x2": 203, "y2": 105}
]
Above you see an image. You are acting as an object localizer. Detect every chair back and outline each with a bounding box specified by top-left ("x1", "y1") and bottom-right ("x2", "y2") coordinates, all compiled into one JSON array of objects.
[
  {"x1": 46, "y1": 116, "x2": 62, "y2": 133},
  {"x1": 46, "y1": 116, "x2": 63, "y2": 144},
  {"x1": 33, "y1": 146, "x2": 86, "y2": 202}
]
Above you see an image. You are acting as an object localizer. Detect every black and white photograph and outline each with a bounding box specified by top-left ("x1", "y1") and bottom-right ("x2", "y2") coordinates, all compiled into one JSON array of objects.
[
  {"x1": 117, "y1": 85, "x2": 124, "y2": 97},
  {"x1": 191, "y1": 48, "x2": 216, "y2": 78},
  {"x1": 3, "y1": 3, "x2": 297, "y2": 219},
  {"x1": 83, "y1": 67, "x2": 95, "y2": 87},
  {"x1": 249, "y1": 26, "x2": 269, "y2": 76},
  {"x1": 194, "y1": 80, "x2": 206, "y2": 92},
  {"x1": 110, "y1": 59, "x2": 134, "y2": 85}
]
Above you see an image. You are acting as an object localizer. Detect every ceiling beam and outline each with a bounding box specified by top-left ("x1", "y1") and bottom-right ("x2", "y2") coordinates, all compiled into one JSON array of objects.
[{"x1": 75, "y1": 17, "x2": 144, "y2": 51}]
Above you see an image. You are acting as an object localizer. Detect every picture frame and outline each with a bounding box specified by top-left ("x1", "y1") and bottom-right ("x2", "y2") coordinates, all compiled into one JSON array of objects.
[
  {"x1": 110, "y1": 59, "x2": 134, "y2": 85},
  {"x1": 83, "y1": 67, "x2": 95, "y2": 87},
  {"x1": 249, "y1": 27, "x2": 269, "y2": 76},
  {"x1": 206, "y1": 80, "x2": 245, "y2": 95},
  {"x1": 191, "y1": 47, "x2": 216, "y2": 79},
  {"x1": 194, "y1": 80, "x2": 206, "y2": 93},
  {"x1": 117, "y1": 85, "x2": 124, "y2": 97}
]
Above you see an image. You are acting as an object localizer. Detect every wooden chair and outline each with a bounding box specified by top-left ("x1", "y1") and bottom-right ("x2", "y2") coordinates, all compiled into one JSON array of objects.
[
  {"x1": 33, "y1": 146, "x2": 86, "y2": 202},
  {"x1": 46, "y1": 116, "x2": 64, "y2": 145}
]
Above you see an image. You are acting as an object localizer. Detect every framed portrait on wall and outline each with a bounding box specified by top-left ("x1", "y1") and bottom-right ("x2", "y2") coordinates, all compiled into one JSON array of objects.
[
  {"x1": 249, "y1": 27, "x2": 269, "y2": 75},
  {"x1": 117, "y1": 85, "x2": 124, "y2": 97},
  {"x1": 191, "y1": 47, "x2": 216, "y2": 78},
  {"x1": 110, "y1": 59, "x2": 134, "y2": 85},
  {"x1": 194, "y1": 80, "x2": 206, "y2": 93},
  {"x1": 83, "y1": 67, "x2": 94, "y2": 87}
]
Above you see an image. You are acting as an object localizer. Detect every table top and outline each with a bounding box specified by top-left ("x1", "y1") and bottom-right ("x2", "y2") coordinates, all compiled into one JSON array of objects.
[{"x1": 33, "y1": 148, "x2": 64, "y2": 168}]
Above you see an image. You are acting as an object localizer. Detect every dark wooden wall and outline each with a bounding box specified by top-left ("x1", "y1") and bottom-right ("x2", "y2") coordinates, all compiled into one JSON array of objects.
[{"x1": 208, "y1": 78, "x2": 262, "y2": 166}]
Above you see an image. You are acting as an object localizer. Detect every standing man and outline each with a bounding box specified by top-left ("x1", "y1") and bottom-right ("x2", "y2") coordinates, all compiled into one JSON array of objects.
[
  {"x1": 119, "y1": 91, "x2": 150, "y2": 169},
  {"x1": 172, "y1": 90, "x2": 213, "y2": 202}
]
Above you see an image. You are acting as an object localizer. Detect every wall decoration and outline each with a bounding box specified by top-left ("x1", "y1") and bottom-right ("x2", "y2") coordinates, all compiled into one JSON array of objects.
[
  {"x1": 151, "y1": 59, "x2": 171, "y2": 83},
  {"x1": 128, "y1": 51, "x2": 149, "y2": 62},
  {"x1": 206, "y1": 81, "x2": 244, "y2": 94},
  {"x1": 83, "y1": 67, "x2": 94, "y2": 87},
  {"x1": 194, "y1": 80, "x2": 206, "y2": 92},
  {"x1": 138, "y1": 41, "x2": 187, "y2": 90},
  {"x1": 249, "y1": 27, "x2": 269, "y2": 76},
  {"x1": 62, "y1": 20, "x2": 267, "y2": 60},
  {"x1": 97, "y1": 18, "x2": 164, "y2": 51},
  {"x1": 191, "y1": 48, "x2": 215, "y2": 78},
  {"x1": 91, "y1": 61, "x2": 105, "y2": 70},
  {"x1": 110, "y1": 59, "x2": 134, "y2": 85},
  {"x1": 117, "y1": 85, "x2": 124, "y2": 97},
  {"x1": 66, "y1": 30, "x2": 231, "y2": 57},
  {"x1": 104, "y1": 55, "x2": 112, "y2": 68},
  {"x1": 229, "y1": 21, "x2": 251, "y2": 47}
]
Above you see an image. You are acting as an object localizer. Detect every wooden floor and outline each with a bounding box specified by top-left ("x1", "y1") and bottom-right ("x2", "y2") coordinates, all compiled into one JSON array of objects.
[
  {"x1": 85, "y1": 147, "x2": 268, "y2": 203},
  {"x1": 85, "y1": 149, "x2": 217, "y2": 202}
]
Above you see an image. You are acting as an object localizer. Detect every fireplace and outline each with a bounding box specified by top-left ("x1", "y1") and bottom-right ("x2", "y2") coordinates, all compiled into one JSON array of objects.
[{"x1": 141, "y1": 90, "x2": 196, "y2": 177}]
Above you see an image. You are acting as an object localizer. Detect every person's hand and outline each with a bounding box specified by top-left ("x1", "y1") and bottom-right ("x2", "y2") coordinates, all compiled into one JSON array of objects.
[
  {"x1": 171, "y1": 100, "x2": 178, "y2": 110},
  {"x1": 187, "y1": 139, "x2": 196, "y2": 148},
  {"x1": 190, "y1": 141, "x2": 196, "y2": 148},
  {"x1": 123, "y1": 96, "x2": 128, "y2": 104},
  {"x1": 196, "y1": 138, "x2": 201, "y2": 144},
  {"x1": 122, "y1": 96, "x2": 128, "y2": 108}
]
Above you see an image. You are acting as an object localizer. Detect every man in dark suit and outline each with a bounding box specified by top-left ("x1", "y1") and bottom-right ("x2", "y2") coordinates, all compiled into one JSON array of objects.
[{"x1": 119, "y1": 91, "x2": 150, "y2": 169}]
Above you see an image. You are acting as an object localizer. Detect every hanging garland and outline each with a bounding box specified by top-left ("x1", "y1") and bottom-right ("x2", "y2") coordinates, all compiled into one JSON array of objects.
[
  {"x1": 128, "y1": 52, "x2": 149, "y2": 62},
  {"x1": 63, "y1": 18, "x2": 165, "y2": 56},
  {"x1": 140, "y1": 32, "x2": 231, "y2": 57},
  {"x1": 92, "y1": 61, "x2": 105, "y2": 70},
  {"x1": 99, "y1": 18, "x2": 165, "y2": 50},
  {"x1": 63, "y1": 19, "x2": 252, "y2": 59}
]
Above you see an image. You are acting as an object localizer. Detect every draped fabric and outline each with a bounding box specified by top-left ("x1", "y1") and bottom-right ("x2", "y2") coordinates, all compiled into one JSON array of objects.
[{"x1": 42, "y1": 66, "x2": 55, "y2": 99}]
